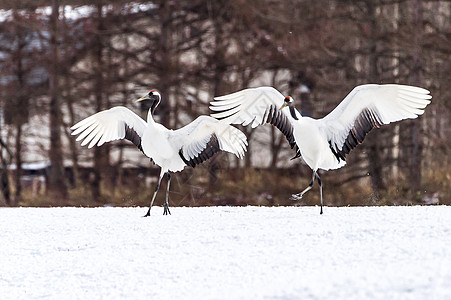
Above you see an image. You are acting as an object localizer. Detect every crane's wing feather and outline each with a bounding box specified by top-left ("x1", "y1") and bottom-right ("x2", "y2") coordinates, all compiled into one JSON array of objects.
[
  {"x1": 320, "y1": 84, "x2": 431, "y2": 161},
  {"x1": 210, "y1": 86, "x2": 299, "y2": 154},
  {"x1": 170, "y1": 116, "x2": 247, "y2": 168},
  {"x1": 71, "y1": 106, "x2": 147, "y2": 152}
]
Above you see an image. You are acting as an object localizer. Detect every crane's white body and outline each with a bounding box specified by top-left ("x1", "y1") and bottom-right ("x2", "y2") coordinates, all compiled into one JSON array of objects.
[
  {"x1": 141, "y1": 120, "x2": 184, "y2": 173},
  {"x1": 293, "y1": 117, "x2": 346, "y2": 171},
  {"x1": 210, "y1": 84, "x2": 431, "y2": 213}
]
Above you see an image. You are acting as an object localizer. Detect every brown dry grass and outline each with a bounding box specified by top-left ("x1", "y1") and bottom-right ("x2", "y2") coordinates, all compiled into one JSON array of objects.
[{"x1": 9, "y1": 165, "x2": 450, "y2": 208}]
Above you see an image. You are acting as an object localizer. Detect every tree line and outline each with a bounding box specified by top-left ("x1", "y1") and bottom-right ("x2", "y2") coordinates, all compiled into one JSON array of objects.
[{"x1": 0, "y1": 0, "x2": 449, "y2": 206}]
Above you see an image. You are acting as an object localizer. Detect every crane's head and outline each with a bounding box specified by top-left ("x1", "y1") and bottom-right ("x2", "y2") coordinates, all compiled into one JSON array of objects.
[
  {"x1": 279, "y1": 96, "x2": 294, "y2": 111},
  {"x1": 136, "y1": 90, "x2": 161, "y2": 114}
]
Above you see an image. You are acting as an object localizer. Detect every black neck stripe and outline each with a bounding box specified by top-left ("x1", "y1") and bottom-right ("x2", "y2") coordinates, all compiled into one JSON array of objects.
[{"x1": 289, "y1": 106, "x2": 299, "y2": 120}]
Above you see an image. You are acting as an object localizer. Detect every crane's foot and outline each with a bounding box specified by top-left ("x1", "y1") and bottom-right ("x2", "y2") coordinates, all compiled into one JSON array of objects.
[
  {"x1": 290, "y1": 193, "x2": 303, "y2": 201},
  {"x1": 163, "y1": 203, "x2": 171, "y2": 215},
  {"x1": 143, "y1": 209, "x2": 151, "y2": 217}
]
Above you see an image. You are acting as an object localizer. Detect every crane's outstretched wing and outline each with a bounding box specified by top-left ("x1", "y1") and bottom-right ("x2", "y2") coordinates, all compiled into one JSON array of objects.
[
  {"x1": 70, "y1": 106, "x2": 147, "y2": 152},
  {"x1": 320, "y1": 84, "x2": 431, "y2": 162},
  {"x1": 210, "y1": 86, "x2": 298, "y2": 153},
  {"x1": 170, "y1": 116, "x2": 247, "y2": 168}
]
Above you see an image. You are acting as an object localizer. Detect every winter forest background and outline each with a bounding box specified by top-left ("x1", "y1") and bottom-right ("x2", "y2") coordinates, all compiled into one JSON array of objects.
[{"x1": 0, "y1": 0, "x2": 450, "y2": 208}]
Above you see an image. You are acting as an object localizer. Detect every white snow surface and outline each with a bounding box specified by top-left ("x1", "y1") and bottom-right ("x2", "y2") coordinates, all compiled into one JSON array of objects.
[{"x1": 1, "y1": 206, "x2": 450, "y2": 299}]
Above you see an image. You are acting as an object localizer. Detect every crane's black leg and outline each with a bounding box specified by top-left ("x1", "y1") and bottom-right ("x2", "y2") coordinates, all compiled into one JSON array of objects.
[
  {"x1": 290, "y1": 172, "x2": 316, "y2": 201},
  {"x1": 143, "y1": 173, "x2": 163, "y2": 217},
  {"x1": 163, "y1": 173, "x2": 171, "y2": 215},
  {"x1": 316, "y1": 172, "x2": 323, "y2": 214}
]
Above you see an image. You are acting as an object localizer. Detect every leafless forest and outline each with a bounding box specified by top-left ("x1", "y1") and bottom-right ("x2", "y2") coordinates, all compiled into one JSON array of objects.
[{"x1": 0, "y1": 0, "x2": 450, "y2": 208}]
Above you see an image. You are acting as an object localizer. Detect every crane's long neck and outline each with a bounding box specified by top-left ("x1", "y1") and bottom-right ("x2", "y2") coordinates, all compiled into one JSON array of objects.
[
  {"x1": 289, "y1": 106, "x2": 300, "y2": 120},
  {"x1": 147, "y1": 108, "x2": 155, "y2": 124},
  {"x1": 147, "y1": 98, "x2": 160, "y2": 124}
]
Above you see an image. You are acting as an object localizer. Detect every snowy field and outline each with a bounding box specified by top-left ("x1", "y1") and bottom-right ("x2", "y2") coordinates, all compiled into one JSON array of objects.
[{"x1": 1, "y1": 206, "x2": 450, "y2": 299}]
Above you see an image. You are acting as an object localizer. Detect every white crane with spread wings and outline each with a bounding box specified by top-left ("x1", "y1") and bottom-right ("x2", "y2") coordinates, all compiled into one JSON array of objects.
[
  {"x1": 72, "y1": 90, "x2": 247, "y2": 216},
  {"x1": 210, "y1": 84, "x2": 431, "y2": 214}
]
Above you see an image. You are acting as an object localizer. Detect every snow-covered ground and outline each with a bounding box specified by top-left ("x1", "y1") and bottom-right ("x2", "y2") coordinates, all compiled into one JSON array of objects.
[{"x1": 1, "y1": 206, "x2": 450, "y2": 299}]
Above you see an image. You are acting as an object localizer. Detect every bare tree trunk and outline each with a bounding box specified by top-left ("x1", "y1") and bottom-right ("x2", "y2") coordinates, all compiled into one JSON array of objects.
[
  {"x1": 115, "y1": 33, "x2": 132, "y2": 190},
  {"x1": 91, "y1": 2, "x2": 110, "y2": 202},
  {"x1": 156, "y1": 0, "x2": 172, "y2": 127},
  {"x1": 0, "y1": 137, "x2": 12, "y2": 205},
  {"x1": 65, "y1": 82, "x2": 80, "y2": 188},
  {"x1": 48, "y1": 0, "x2": 68, "y2": 201},
  {"x1": 207, "y1": 14, "x2": 229, "y2": 186},
  {"x1": 10, "y1": 25, "x2": 27, "y2": 205},
  {"x1": 0, "y1": 167, "x2": 11, "y2": 205},
  {"x1": 13, "y1": 124, "x2": 22, "y2": 204},
  {"x1": 365, "y1": 1, "x2": 386, "y2": 197},
  {"x1": 408, "y1": 0, "x2": 423, "y2": 193}
]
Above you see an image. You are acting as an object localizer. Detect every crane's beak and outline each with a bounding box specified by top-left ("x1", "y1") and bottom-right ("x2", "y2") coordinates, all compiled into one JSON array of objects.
[
  {"x1": 136, "y1": 95, "x2": 151, "y2": 102},
  {"x1": 279, "y1": 102, "x2": 288, "y2": 111}
]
